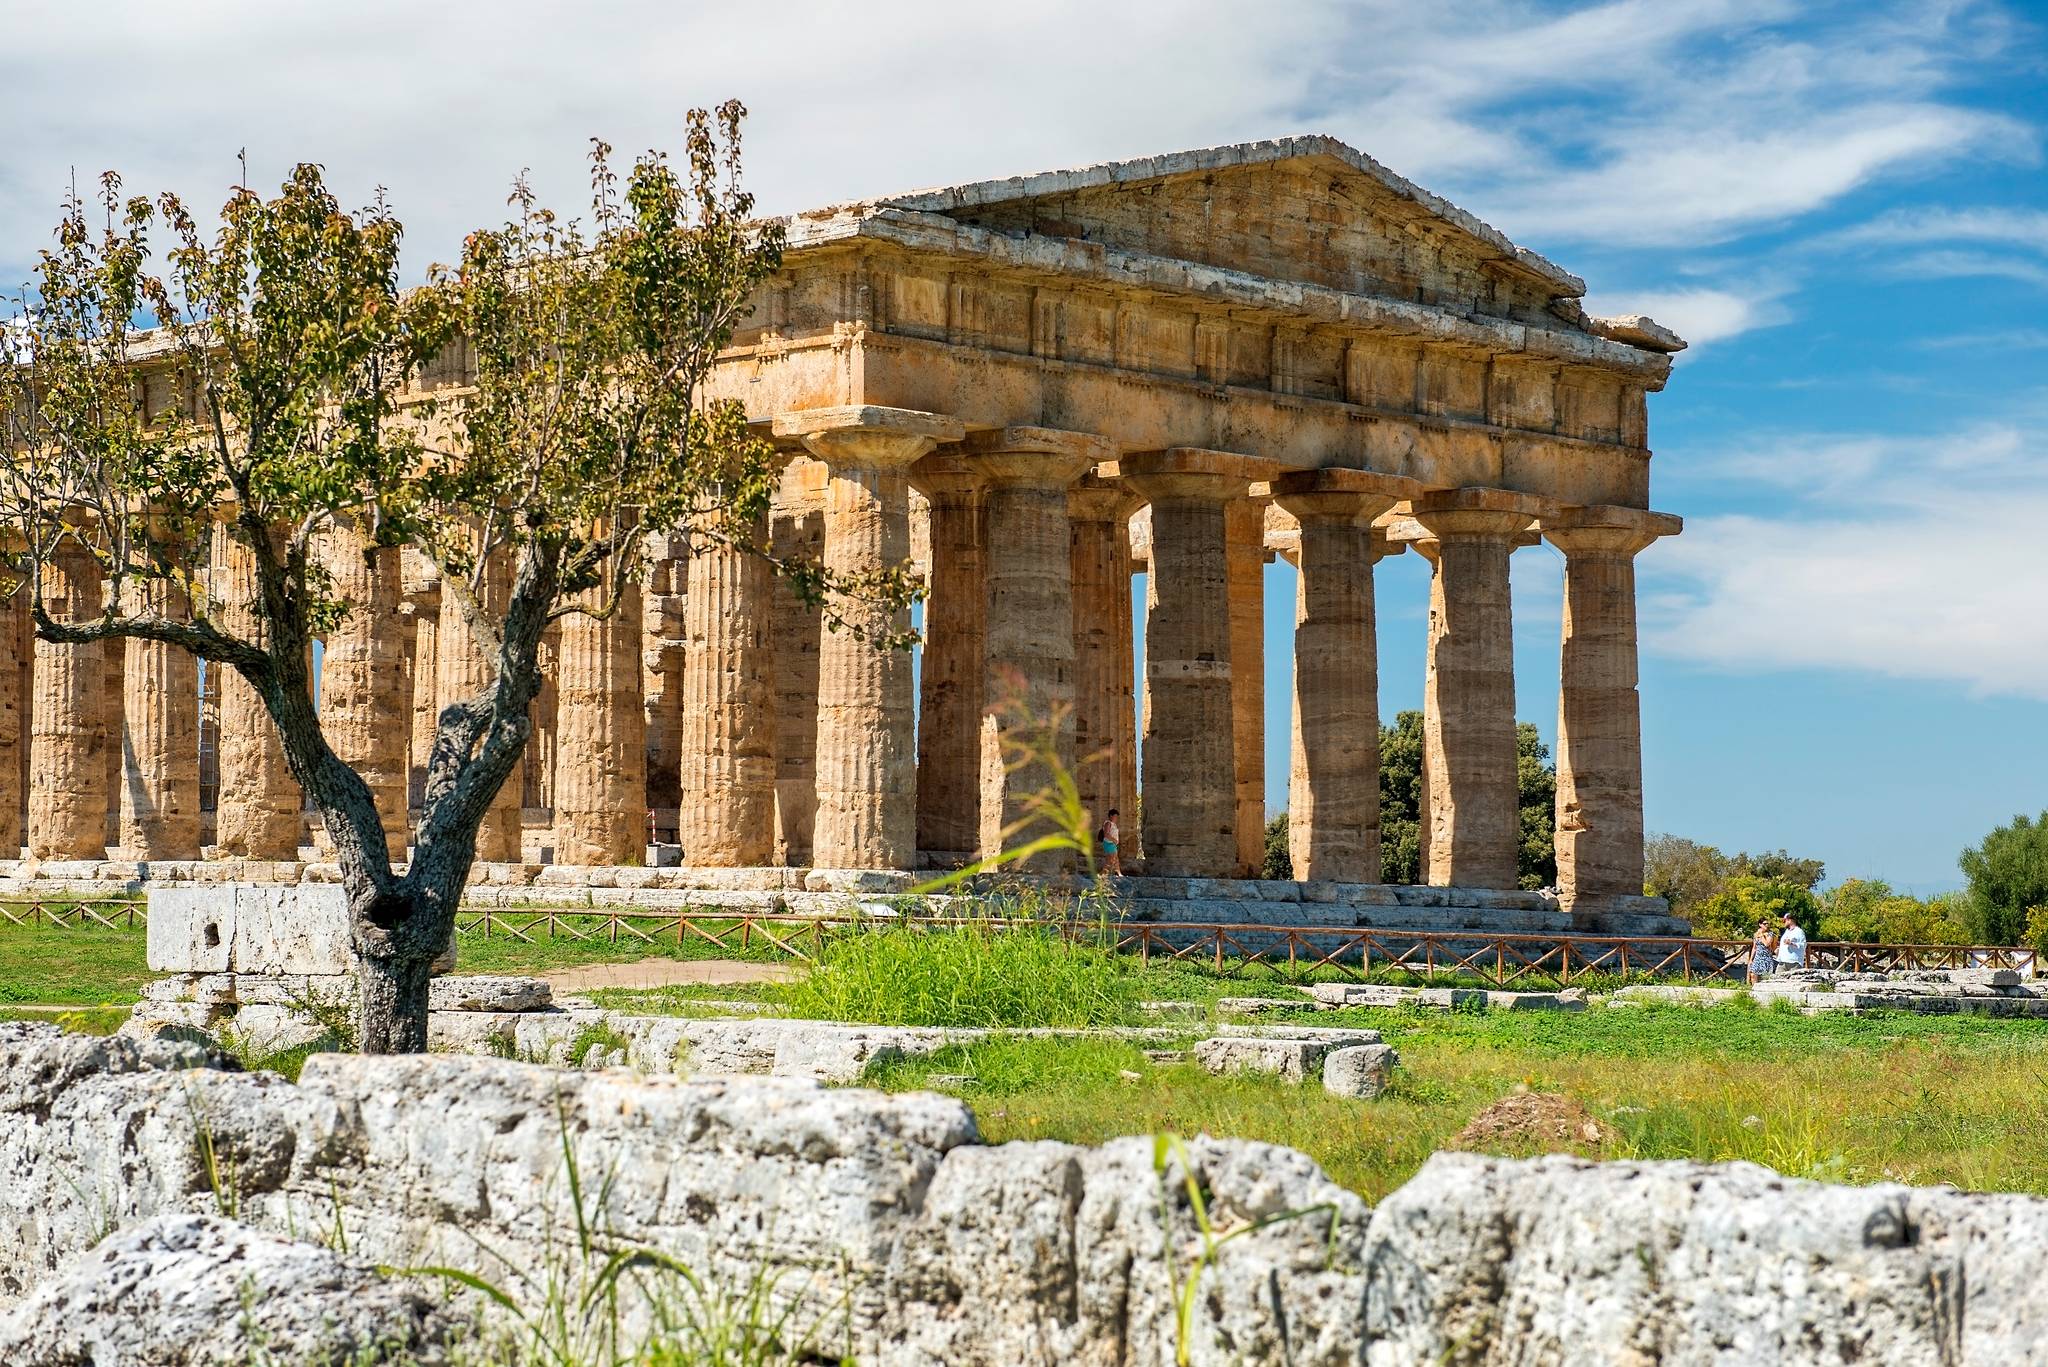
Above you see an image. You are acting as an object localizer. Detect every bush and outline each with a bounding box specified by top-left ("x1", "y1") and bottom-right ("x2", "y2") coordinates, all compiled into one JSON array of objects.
[
  {"x1": 775, "y1": 917, "x2": 1140, "y2": 1029},
  {"x1": 1262, "y1": 814, "x2": 1291, "y2": 881},
  {"x1": 1815, "y1": 879, "x2": 1971, "y2": 945},
  {"x1": 1689, "y1": 876, "x2": 1820, "y2": 942}
]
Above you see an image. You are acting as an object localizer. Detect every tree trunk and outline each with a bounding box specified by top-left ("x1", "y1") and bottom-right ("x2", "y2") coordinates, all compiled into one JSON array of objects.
[{"x1": 356, "y1": 947, "x2": 434, "y2": 1054}]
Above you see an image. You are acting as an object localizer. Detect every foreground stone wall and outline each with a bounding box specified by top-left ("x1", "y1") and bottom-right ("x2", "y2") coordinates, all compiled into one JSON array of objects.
[{"x1": 6, "y1": 1021, "x2": 2048, "y2": 1363}]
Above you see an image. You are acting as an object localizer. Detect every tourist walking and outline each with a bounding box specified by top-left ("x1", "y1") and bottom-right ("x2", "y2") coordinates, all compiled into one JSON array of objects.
[
  {"x1": 1098, "y1": 809, "x2": 1122, "y2": 877},
  {"x1": 1748, "y1": 919, "x2": 1778, "y2": 984},
  {"x1": 1775, "y1": 912, "x2": 1809, "y2": 972}
]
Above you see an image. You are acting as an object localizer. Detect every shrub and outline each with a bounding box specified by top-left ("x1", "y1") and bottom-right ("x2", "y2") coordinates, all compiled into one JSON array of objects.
[
  {"x1": 1816, "y1": 879, "x2": 1971, "y2": 945},
  {"x1": 1959, "y1": 813, "x2": 2048, "y2": 945},
  {"x1": 1688, "y1": 876, "x2": 1820, "y2": 941}
]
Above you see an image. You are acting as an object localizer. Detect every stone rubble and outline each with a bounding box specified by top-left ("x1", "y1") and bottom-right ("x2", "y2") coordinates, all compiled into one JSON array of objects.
[
  {"x1": 1613, "y1": 968, "x2": 2048, "y2": 1017},
  {"x1": 6, "y1": 1021, "x2": 2048, "y2": 1362},
  {"x1": 1321, "y1": 1043, "x2": 1400, "y2": 1099},
  {"x1": 0, "y1": 1213, "x2": 462, "y2": 1366}
]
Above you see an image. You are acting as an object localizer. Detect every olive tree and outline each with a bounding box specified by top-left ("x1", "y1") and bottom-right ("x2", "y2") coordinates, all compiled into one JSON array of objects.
[{"x1": 0, "y1": 104, "x2": 852, "y2": 1052}]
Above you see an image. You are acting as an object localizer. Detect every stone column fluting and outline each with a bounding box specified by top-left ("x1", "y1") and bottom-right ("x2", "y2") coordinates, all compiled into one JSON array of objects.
[
  {"x1": 434, "y1": 543, "x2": 522, "y2": 863},
  {"x1": 1123, "y1": 448, "x2": 1273, "y2": 878},
  {"x1": 1272, "y1": 469, "x2": 1421, "y2": 884},
  {"x1": 775, "y1": 406, "x2": 964, "y2": 870},
  {"x1": 963, "y1": 428, "x2": 1109, "y2": 867},
  {"x1": 209, "y1": 521, "x2": 302, "y2": 860},
  {"x1": 678, "y1": 503, "x2": 777, "y2": 867},
  {"x1": 400, "y1": 553, "x2": 440, "y2": 817},
  {"x1": 553, "y1": 544, "x2": 648, "y2": 866},
  {"x1": 640, "y1": 536, "x2": 687, "y2": 834},
  {"x1": 1543, "y1": 506, "x2": 1681, "y2": 914},
  {"x1": 769, "y1": 460, "x2": 827, "y2": 865},
  {"x1": 28, "y1": 541, "x2": 108, "y2": 859},
  {"x1": 908, "y1": 455, "x2": 985, "y2": 862},
  {"x1": 1068, "y1": 473, "x2": 1139, "y2": 854},
  {"x1": 119, "y1": 578, "x2": 203, "y2": 860},
  {"x1": 1226, "y1": 498, "x2": 1269, "y2": 877},
  {"x1": 0, "y1": 583, "x2": 28, "y2": 857},
  {"x1": 1410, "y1": 488, "x2": 1556, "y2": 890},
  {"x1": 318, "y1": 526, "x2": 410, "y2": 860}
]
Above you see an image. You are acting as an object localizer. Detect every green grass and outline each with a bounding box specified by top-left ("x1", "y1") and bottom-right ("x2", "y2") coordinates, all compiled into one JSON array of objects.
[
  {"x1": 0, "y1": 923, "x2": 154, "y2": 1005},
  {"x1": 450, "y1": 913, "x2": 801, "y2": 975},
  {"x1": 0, "y1": 1005, "x2": 130, "y2": 1034},
  {"x1": 775, "y1": 921, "x2": 1145, "y2": 1028},
  {"x1": 859, "y1": 1004, "x2": 2048, "y2": 1202}
]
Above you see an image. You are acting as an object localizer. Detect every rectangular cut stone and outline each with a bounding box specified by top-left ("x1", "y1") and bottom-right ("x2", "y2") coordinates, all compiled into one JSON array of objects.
[
  {"x1": 229, "y1": 886, "x2": 358, "y2": 976},
  {"x1": 145, "y1": 889, "x2": 233, "y2": 974}
]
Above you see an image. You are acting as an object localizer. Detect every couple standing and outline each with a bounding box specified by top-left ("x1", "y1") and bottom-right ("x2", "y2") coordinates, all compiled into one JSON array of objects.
[{"x1": 1748, "y1": 912, "x2": 1809, "y2": 983}]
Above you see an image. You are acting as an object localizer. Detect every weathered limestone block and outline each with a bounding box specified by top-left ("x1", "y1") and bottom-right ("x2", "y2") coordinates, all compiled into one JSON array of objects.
[
  {"x1": 429, "y1": 974, "x2": 551, "y2": 1013},
  {"x1": 28, "y1": 541, "x2": 108, "y2": 860},
  {"x1": 966, "y1": 429, "x2": 1108, "y2": 867},
  {"x1": 144, "y1": 885, "x2": 454, "y2": 978},
  {"x1": 0, "y1": 1214, "x2": 463, "y2": 1365},
  {"x1": 1194, "y1": 1035, "x2": 1332, "y2": 1083},
  {"x1": 679, "y1": 508, "x2": 776, "y2": 866},
  {"x1": 210, "y1": 522, "x2": 303, "y2": 859},
  {"x1": 1322, "y1": 1043, "x2": 1399, "y2": 1098},
  {"x1": 553, "y1": 559, "x2": 648, "y2": 865},
  {"x1": 1411, "y1": 488, "x2": 1556, "y2": 889},
  {"x1": 910, "y1": 455, "x2": 986, "y2": 858},
  {"x1": 1545, "y1": 506, "x2": 1681, "y2": 912},
  {"x1": 1364, "y1": 1152, "x2": 2048, "y2": 1364},
  {"x1": 778, "y1": 407, "x2": 964, "y2": 870}
]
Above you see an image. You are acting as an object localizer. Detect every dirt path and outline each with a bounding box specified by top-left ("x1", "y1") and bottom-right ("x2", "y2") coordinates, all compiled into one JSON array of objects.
[{"x1": 539, "y1": 958, "x2": 802, "y2": 992}]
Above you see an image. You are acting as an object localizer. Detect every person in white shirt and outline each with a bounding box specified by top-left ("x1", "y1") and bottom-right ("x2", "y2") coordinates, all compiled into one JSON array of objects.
[{"x1": 1774, "y1": 912, "x2": 1808, "y2": 971}]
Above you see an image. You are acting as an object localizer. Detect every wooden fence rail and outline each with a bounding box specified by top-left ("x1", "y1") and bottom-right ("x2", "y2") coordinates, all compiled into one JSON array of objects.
[{"x1": 3, "y1": 897, "x2": 2035, "y2": 989}]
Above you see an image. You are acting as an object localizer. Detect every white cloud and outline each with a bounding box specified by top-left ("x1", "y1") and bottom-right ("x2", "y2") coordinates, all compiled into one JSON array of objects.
[
  {"x1": 1829, "y1": 206, "x2": 2048, "y2": 248},
  {"x1": 1884, "y1": 249, "x2": 2048, "y2": 288},
  {"x1": 1644, "y1": 418, "x2": 2048, "y2": 700},
  {"x1": 1582, "y1": 285, "x2": 1791, "y2": 351},
  {"x1": 0, "y1": 0, "x2": 2029, "y2": 286}
]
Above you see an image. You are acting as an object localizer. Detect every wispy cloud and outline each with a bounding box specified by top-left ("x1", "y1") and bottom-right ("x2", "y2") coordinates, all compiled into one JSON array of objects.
[
  {"x1": 1916, "y1": 327, "x2": 2048, "y2": 350},
  {"x1": 1645, "y1": 415, "x2": 2048, "y2": 700}
]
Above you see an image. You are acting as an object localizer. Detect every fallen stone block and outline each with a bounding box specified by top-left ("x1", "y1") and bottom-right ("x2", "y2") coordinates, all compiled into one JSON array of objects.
[
  {"x1": 1483, "y1": 991, "x2": 1586, "y2": 1012},
  {"x1": 428, "y1": 974, "x2": 552, "y2": 1014},
  {"x1": 1194, "y1": 1036, "x2": 1330, "y2": 1083},
  {"x1": 0, "y1": 1214, "x2": 462, "y2": 1365},
  {"x1": 1322, "y1": 1044, "x2": 1399, "y2": 1099}
]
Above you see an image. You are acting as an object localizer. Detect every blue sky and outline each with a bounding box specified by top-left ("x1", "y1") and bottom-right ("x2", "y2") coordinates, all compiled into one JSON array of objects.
[{"x1": 4, "y1": 1, "x2": 2042, "y2": 889}]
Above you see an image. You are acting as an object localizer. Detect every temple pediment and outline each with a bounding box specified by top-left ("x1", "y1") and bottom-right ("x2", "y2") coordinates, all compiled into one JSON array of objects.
[{"x1": 801, "y1": 138, "x2": 1636, "y2": 340}]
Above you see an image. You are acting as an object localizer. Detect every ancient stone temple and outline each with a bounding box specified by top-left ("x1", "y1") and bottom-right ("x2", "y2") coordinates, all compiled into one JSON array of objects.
[{"x1": 1, "y1": 138, "x2": 1684, "y2": 930}]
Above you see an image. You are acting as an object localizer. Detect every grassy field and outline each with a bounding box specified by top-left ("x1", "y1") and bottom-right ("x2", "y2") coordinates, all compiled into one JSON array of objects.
[{"x1": 9, "y1": 916, "x2": 2048, "y2": 1205}]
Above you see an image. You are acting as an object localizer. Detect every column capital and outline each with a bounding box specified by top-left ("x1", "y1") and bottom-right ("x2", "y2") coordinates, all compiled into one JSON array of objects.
[
  {"x1": 1411, "y1": 486, "x2": 1560, "y2": 541},
  {"x1": 908, "y1": 452, "x2": 983, "y2": 500},
  {"x1": 1120, "y1": 447, "x2": 1279, "y2": 502},
  {"x1": 1067, "y1": 472, "x2": 1141, "y2": 523},
  {"x1": 1543, "y1": 505, "x2": 1683, "y2": 558},
  {"x1": 1267, "y1": 468, "x2": 1425, "y2": 524},
  {"x1": 773, "y1": 406, "x2": 965, "y2": 469},
  {"x1": 961, "y1": 426, "x2": 1115, "y2": 487}
]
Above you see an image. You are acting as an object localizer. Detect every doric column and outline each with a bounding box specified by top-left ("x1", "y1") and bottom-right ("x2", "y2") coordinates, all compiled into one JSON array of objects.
[
  {"x1": 769, "y1": 460, "x2": 827, "y2": 865},
  {"x1": 640, "y1": 537, "x2": 687, "y2": 830},
  {"x1": 210, "y1": 522, "x2": 302, "y2": 859},
  {"x1": 0, "y1": 583, "x2": 27, "y2": 857},
  {"x1": 318, "y1": 526, "x2": 410, "y2": 860},
  {"x1": 775, "y1": 406, "x2": 964, "y2": 870},
  {"x1": 400, "y1": 553, "x2": 440, "y2": 818},
  {"x1": 434, "y1": 545, "x2": 521, "y2": 862},
  {"x1": 28, "y1": 541, "x2": 108, "y2": 859},
  {"x1": 1273, "y1": 469, "x2": 1421, "y2": 883},
  {"x1": 1544, "y1": 506, "x2": 1681, "y2": 914},
  {"x1": 1068, "y1": 473, "x2": 1139, "y2": 850},
  {"x1": 553, "y1": 552, "x2": 648, "y2": 866},
  {"x1": 909, "y1": 455, "x2": 985, "y2": 861},
  {"x1": 678, "y1": 504, "x2": 776, "y2": 866},
  {"x1": 1411, "y1": 488, "x2": 1556, "y2": 890},
  {"x1": 119, "y1": 579, "x2": 202, "y2": 860},
  {"x1": 1123, "y1": 448, "x2": 1273, "y2": 877},
  {"x1": 1226, "y1": 498, "x2": 1269, "y2": 876},
  {"x1": 964, "y1": 428, "x2": 1109, "y2": 866}
]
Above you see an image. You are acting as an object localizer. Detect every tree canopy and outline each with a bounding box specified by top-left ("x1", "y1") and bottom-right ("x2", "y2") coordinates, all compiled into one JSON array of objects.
[{"x1": 1958, "y1": 811, "x2": 2048, "y2": 946}]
